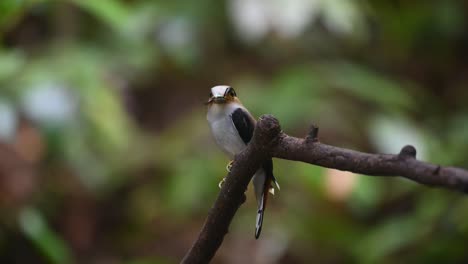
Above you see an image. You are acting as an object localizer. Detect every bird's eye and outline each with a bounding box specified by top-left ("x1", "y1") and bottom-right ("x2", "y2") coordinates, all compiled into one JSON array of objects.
[{"x1": 229, "y1": 88, "x2": 236, "y2": 97}]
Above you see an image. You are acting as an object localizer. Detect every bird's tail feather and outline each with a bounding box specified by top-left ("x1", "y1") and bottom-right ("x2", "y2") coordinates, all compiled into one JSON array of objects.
[
  {"x1": 255, "y1": 177, "x2": 272, "y2": 239},
  {"x1": 255, "y1": 192, "x2": 265, "y2": 239},
  {"x1": 272, "y1": 175, "x2": 280, "y2": 191},
  {"x1": 270, "y1": 175, "x2": 280, "y2": 194},
  {"x1": 254, "y1": 163, "x2": 281, "y2": 239}
]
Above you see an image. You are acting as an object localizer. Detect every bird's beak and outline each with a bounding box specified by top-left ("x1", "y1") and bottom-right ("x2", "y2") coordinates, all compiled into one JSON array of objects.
[
  {"x1": 213, "y1": 97, "x2": 226, "y2": 104},
  {"x1": 205, "y1": 98, "x2": 213, "y2": 105},
  {"x1": 205, "y1": 96, "x2": 226, "y2": 105}
]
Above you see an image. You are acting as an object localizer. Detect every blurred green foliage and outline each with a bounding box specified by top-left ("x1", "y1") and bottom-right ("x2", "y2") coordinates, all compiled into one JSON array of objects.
[
  {"x1": 0, "y1": 0, "x2": 467, "y2": 263},
  {"x1": 19, "y1": 207, "x2": 72, "y2": 264}
]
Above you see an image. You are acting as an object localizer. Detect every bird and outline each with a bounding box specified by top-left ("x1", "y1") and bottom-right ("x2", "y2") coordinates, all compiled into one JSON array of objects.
[{"x1": 206, "y1": 85, "x2": 280, "y2": 239}]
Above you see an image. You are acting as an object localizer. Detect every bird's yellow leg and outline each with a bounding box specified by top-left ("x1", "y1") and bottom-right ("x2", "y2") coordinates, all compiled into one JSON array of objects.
[{"x1": 226, "y1": 160, "x2": 234, "y2": 172}]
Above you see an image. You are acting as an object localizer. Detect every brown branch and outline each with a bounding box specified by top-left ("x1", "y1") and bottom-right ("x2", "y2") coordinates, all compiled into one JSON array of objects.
[{"x1": 182, "y1": 115, "x2": 468, "y2": 263}]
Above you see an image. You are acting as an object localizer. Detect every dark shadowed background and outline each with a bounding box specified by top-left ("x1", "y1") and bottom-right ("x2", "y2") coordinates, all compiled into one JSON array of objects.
[{"x1": 0, "y1": 0, "x2": 468, "y2": 263}]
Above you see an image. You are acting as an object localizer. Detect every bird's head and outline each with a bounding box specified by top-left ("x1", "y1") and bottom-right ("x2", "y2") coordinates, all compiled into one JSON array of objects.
[{"x1": 206, "y1": 85, "x2": 239, "y2": 105}]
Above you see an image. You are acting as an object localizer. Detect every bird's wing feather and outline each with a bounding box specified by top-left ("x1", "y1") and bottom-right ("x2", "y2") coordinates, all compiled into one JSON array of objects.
[{"x1": 231, "y1": 108, "x2": 255, "y2": 144}]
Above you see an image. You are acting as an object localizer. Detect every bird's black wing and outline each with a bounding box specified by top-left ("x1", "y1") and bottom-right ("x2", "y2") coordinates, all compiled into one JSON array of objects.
[{"x1": 231, "y1": 108, "x2": 255, "y2": 144}]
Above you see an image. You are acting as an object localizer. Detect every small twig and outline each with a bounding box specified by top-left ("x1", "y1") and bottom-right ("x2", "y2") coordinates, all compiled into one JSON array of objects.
[
  {"x1": 399, "y1": 145, "x2": 417, "y2": 158},
  {"x1": 306, "y1": 124, "x2": 319, "y2": 142}
]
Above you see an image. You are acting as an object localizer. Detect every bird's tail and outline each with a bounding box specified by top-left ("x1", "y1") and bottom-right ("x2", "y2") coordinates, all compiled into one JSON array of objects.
[
  {"x1": 254, "y1": 173, "x2": 280, "y2": 239},
  {"x1": 255, "y1": 180, "x2": 268, "y2": 239}
]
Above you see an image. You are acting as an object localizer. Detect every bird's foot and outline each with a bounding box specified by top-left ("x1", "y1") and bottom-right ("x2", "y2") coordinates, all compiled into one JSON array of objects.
[
  {"x1": 218, "y1": 178, "x2": 226, "y2": 189},
  {"x1": 226, "y1": 160, "x2": 234, "y2": 172}
]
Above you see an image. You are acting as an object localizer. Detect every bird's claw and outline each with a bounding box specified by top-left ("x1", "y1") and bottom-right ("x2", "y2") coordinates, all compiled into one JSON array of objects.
[
  {"x1": 226, "y1": 160, "x2": 234, "y2": 172},
  {"x1": 219, "y1": 161, "x2": 234, "y2": 188},
  {"x1": 218, "y1": 178, "x2": 226, "y2": 189}
]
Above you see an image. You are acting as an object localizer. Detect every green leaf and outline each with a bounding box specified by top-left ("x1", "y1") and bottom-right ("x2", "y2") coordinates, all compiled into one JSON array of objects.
[
  {"x1": 70, "y1": 0, "x2": 130, "y2": 31},
  {"x1": 0, "y1": 0, "x2": 25, "y2": 29},
  {"x1": 19, "y1": 207, "x2": 72, "y2": 264},
  {"x1": 0, "y1": 50, "x2": 25, "y2": 82},
  {"x1": 318, "y1": 62, "x2": 413, "y2": 112}
]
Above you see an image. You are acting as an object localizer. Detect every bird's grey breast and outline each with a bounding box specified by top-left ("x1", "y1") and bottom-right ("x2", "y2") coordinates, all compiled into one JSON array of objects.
[{"x1": 207, "y1": 105, "x2": 247, "y2": 157}]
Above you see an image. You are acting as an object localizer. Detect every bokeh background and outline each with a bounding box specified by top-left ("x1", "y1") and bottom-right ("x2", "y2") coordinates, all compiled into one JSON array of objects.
[{"x1": 1, "y1": 0, "x2": 468, "y2": 263}]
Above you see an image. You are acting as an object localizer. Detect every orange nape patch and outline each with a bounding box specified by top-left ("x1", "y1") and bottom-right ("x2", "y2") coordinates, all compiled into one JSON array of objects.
[{"x1": 225, "y1": 95, "x2": 241, "y2": 104}]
